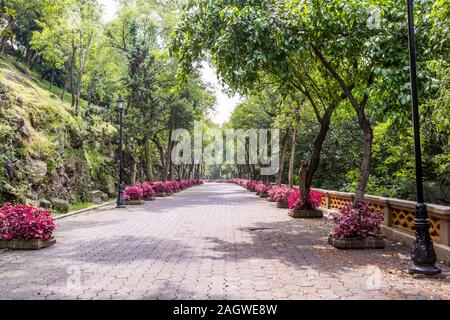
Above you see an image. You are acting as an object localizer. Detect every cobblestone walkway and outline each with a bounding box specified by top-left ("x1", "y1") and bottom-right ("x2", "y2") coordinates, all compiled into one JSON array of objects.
[{"x1": 1, "y1": 183, "x2": 449, "y2": 300}]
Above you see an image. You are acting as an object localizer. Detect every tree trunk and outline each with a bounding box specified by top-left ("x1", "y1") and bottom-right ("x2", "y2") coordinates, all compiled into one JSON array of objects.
[
  {"x1": 354, "y1": 115, "x2": 373, "y2": 203},
  {"x1": 144, "y1": 139, "x2": 154, "y2": 181},
  {"x1": 276, "y1": 129, "x2": 289, "y2": 185},
  {"x1": 299, "y1": 160, "x2": 308, "y2": 197},
  {"x1": 69, "y1": 39, "x2": 77, "y2": 109},
  {"x1": 311, "y1": 45, "x2": 374, "y2": 205},
  {"x1": 130, "y1": 161, "x2": 137, "y2": 185},
  {"x1": 288, "y1": 108, "x2": 301, "y2": 188},
  {"x1": 0, "y1": 36, "x2": 5, "y2": 53},
  {"x1": 48, "y1": 69, "x2": 55, "y2": 90}
]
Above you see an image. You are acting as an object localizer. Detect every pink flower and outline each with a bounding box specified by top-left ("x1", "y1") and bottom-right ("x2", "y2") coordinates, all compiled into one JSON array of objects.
[
  {"x1": 151, "y1": 181, "x2": 165, "y2": 193},
  {"x1": 270, "y1": 186, "x2": 293, "y2": 203},
  {"x1": 256, "y1": 183, "x2": 268, "y2": 194},
  {"x1": 140, "y1": 182, "x2": 155, "y2": 197},
  {"x1": 124, "y1": 185, "x2": 143, "y2": 200},
  {"x1": 288, "y1": 190, "x2": 323, "y2": 210},
  {"x1": 330, "y1": 202, "x2": 383, "y2": 239},
  {"x1": 0, "y1": 203, "x2": 55, "y2": 240},
  {"x1": 245, "y1": 180, "x2": 258, "y2": 192}
]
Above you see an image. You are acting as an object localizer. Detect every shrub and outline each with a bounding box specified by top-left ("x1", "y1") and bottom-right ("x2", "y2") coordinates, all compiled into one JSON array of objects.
[
  {"x1": 272, "y1": 186, "x2": 293, "y2": 203},
  {"x1": 124, "y1": 185, "x2": 143, "y2": 200},
  {"x1": 256, "y1": 183, "x2": 268, "y2": 194},
  {"x1": 330, "y1": 202, "x2": 383, "y2": 239},
  {"x1": 140, "y1": 182, "x2": 155, "y2": 198},
  {"x1": 163, "y1": 181, "x2": 174, "y2": 193},
  {"x1": 0, "y1": 203, "x2": 55, "y2": 240},
  {"x1": 288, "y1": 190, "x2": 323, "y2": 210},
  {"x1": 246, "y1": 180, "x2": 258, "y2": 192},
  {"x1": 179, "y1": 180, "x2": 188, "y2": 189},
  {"x1": 152, "y1": 181, "x2": 165, "y2": 193}
]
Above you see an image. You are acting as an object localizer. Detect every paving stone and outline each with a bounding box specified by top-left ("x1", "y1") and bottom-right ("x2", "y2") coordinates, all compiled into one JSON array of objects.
[{"x1": 0, "y1": 183, "x2": 448, "y2": 300}]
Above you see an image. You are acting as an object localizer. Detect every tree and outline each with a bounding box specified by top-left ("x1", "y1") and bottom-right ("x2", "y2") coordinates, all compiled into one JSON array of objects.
[{"x1": 171, "y1": 0, "x2": 344, "y2": 203}]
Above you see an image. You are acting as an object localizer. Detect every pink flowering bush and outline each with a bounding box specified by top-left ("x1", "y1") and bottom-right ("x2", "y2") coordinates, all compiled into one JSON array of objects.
[
  {"x1": 267, "y1": 185, "x2": 278, "y2": 199},
  {"x1": 256, "y1": 183, "x2": 268, "y2": 194},
  {"x1": 124, "y1": 185, "x2": 143, "y2": 200},
  {"x1": 172, "y1": 181, "x2": 180, "y2": 190},
  {"x1": 246, "y1": 180, "x2": 258, "y2": 192},
  {"x1": 163, "y1": 182, "x2": 174, "y2": 193},
  {"x1": 151, "y1": 181, "x2": 166, "y2": 193},
  {"x1": 0, "y1": 203, "x2": 55, "y2": 240},
  {"x1": 288, "y1": 190, "x2": 323, "y2": 210},
  {"x1": 140, "y1": 182, "x2": 155, "y2": 198},
  {"x1": 272, "y1": 186, "x2": 293, "y2": 203},
  {"x1": 232, "y1": 178, "x2": 249, "y2": 187},
  {"x1": 330, "y1": 202, "x2": 383, "y2": 239},
  {"x1": 179, "y1": 180, "x2": 188, "y2": 189}
]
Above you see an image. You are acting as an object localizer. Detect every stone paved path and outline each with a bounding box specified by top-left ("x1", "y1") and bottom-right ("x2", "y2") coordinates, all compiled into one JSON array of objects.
[{"x1": 1, "y1": 183, "x2": 449, "y2": 300}]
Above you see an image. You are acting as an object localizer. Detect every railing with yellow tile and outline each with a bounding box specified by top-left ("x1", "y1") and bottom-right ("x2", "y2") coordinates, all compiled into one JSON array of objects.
[{"x1": 312, "y1": 188, "x2": 450, "y2": 247}]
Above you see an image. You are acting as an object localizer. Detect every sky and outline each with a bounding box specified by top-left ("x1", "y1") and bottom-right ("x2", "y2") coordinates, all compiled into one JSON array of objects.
[{"x1": 98, "y1": 0, "x2": 243, "y2": 125}]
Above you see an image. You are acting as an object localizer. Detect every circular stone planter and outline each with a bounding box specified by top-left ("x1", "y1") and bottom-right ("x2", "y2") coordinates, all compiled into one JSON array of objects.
[
  {"x1": 276, "y1": 201, "x2": 288, "y2": 209},
  {"x1": 266, "y1": 197, "x2": 275, "y2": 202},
  {"x1": 125, "y1": 199, "x2": 145, "y2": 205},
  {"x1": 0, "y1": 237, "x2": 56, "y2": 250},
  {"x1": 144, "y1": 196, "x2": 156, "y2": 201},
  {"x1": 155, "y1": 192, "x2": 168, "y2": 197},
  {"x1": 259, "y1": 192, "x2": 268, "y2": 198},
  {"x1": 289, "y1": 209, "x2": 323, "y2": 218},
  {"x1": 328, "y1": 235, "x2": 385, "y2": 249}
]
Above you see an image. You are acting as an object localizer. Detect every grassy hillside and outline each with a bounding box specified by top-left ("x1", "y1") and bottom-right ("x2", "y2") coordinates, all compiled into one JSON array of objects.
[{"x1": 0, "y1": 53, "x2": 117, "y2": 213}]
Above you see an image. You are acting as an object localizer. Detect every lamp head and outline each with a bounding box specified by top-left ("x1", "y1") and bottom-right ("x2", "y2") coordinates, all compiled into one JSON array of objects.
[{"x1": 117, "y1": 97, "x2": 125, "y2": 111}]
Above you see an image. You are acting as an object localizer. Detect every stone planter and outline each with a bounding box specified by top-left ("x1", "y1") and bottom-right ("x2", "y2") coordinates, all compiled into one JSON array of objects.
[
  {"x1": 125, "y1": 199, "x2": 145, "y2": 205},
  {"x1": 289, "y1": 209, "x2": 323, "y2": 218},
  {"x1": 276, "y1": 201, "x2": 288, "y2": 209},
  {"x1": 328, "y1": 235, "x2": 385, "y2": 249},
  {"x1": 267, "y1": 197, "x2": 275, "y2": 202},
  {"x1": 144, "y1": 196, "x2": 156, "y2": 201},
  {"x1": 0, "y1": 237, "x2": 56, "y2": 250},
  {"x1": 155, "y1": 192, "x2": 167, "y2": 197},
  {"x1": 259, "y1": 192, "x2": 268, "y2": 198}
]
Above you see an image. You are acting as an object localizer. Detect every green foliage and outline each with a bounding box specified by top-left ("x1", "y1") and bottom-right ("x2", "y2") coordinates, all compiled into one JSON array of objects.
[{"x1": 69, "y1": 200, "x2": 96, "y2": 212}]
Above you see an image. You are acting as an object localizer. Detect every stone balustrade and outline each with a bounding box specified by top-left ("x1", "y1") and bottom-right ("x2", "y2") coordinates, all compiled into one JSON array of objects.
[{"x1": 312, "y1": 188, "x2": 450, "y2": 264}]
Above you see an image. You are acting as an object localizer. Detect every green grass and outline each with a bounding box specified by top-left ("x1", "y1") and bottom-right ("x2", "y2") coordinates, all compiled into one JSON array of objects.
[{"x1": 69, "y1": 201, "x2": 96, "y2": 212}]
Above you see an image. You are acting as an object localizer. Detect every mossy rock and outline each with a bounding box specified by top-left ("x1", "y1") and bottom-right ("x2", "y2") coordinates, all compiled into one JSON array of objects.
[{"x1": 51, "y1": 199, "x2": 69, "y2": 213}]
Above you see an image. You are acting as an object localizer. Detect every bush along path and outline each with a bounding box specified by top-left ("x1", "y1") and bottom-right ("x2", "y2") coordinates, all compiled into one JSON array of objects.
[
  {"x1": 229, "y1": 179, "x2": 386, "y2": 249},
  {"x1": 0, "y1": 179, "x2": 204, "y2": 251},
  {"x1": 124, "y1": 180, "x2": 204, "y2": 205}
]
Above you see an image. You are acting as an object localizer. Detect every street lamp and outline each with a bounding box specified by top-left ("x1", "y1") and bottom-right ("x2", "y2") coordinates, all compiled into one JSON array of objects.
[
  {"x1": 406, "y1": 0, "x2": 440, "y2": 275},
  {"x1": 116, "y1": 97, "x2": 126, "y2": 209}
]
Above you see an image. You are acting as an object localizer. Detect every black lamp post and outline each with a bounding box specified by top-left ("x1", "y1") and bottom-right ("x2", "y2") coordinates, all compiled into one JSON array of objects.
[
  {"x1": 116, "y1": 97, "x2": 126, "y2": 209},
  {"x1": 406, "y1": 0, "x2": 440, "y2": 275}
]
